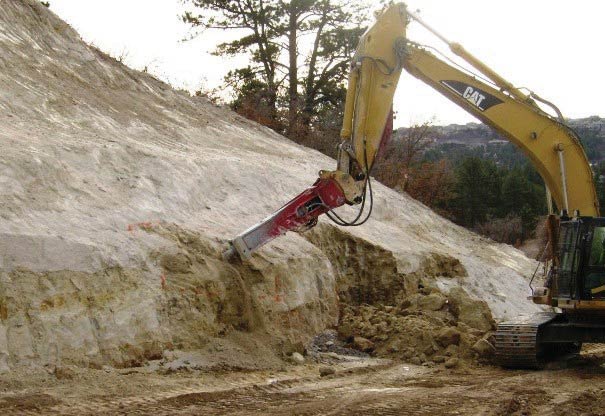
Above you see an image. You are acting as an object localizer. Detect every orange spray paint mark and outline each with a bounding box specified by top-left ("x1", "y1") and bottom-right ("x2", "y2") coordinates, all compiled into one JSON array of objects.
[
  {"x1": 127, "y1": 221, "x2": 160, "y2": 233},
  {"x1": 273, "y1": 275, "x2": 285, "y2": 303}
]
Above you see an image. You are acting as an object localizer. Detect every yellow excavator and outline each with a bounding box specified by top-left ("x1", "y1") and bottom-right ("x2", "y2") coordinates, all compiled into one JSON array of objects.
[{"x1": 225, "y1": 3, "x2": 604, "y2": 368}]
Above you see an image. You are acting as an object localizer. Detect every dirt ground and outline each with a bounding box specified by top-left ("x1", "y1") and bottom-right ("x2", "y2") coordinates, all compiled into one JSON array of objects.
[{"x1": 1, "y1": 346, "x2": 604, "y2": 416}]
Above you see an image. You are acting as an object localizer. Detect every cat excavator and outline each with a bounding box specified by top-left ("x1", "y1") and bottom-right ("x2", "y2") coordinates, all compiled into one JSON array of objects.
[{"x1": 224, "y1": 3, "x2": 605, "y2": 368}]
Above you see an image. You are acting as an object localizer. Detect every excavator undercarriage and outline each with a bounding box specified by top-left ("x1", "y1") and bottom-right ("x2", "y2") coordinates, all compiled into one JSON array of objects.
[{"x1": 495, "y1": 311, "x2": 605, "y2": 369}]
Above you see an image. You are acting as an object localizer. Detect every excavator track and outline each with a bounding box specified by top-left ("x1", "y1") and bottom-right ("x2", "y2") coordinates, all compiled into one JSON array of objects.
[{"x1": 494, "y1": 312, "x2": 557, "y2": 369}]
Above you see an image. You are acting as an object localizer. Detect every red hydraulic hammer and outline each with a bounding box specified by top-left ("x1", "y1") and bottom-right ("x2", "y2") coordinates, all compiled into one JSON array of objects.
[{"x1": 223, "y1": 176, "x2": 347, "y2": 260}]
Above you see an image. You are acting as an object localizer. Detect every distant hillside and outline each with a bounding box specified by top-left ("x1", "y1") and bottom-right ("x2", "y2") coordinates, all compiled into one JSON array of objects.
[{"x1": 395, "y1": 116, "x2": 605, "y2": 167}]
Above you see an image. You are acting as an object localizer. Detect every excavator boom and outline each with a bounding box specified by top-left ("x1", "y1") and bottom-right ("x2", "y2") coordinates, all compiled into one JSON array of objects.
[{"x1": 402, "y1": 38, "x2": 598, "y2": 217}]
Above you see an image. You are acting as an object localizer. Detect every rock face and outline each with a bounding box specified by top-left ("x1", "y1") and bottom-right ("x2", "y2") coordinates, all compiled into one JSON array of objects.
[{"x1": 0, "y1": 0, "x2": 540, "y2": 371}]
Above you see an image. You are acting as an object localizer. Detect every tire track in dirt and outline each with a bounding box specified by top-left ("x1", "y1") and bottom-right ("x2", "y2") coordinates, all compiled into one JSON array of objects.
[
  {"x1": 2, "y1": 357, "x2": 605, "y2": 415},
  {"x1": 12, "y1": 362, "x2": 392, "y2": 416}
]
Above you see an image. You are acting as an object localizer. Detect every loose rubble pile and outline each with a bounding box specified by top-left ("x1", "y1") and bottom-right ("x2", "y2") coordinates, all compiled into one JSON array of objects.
[
  {"x1": 305, "y1": 225, "x2": 499, "y2": 365},
  {"x1": 338, "y1": 287, "x2": 495, "y2": 366}
]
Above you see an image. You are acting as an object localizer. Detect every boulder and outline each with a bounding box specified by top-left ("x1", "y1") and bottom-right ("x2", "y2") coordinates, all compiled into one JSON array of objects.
[
  {"x1": 444, "y1": 357, "x2": 459, "y2": 368},
  {"x1": 448, "y1": 288, "x2": 495, "y2": 332},
  {"x1": 353, "y1": 336, "x2": 375, "y2": 352},
  {"x1": 472, "y1": 338, "x2": 495, "y2": 357},
  {"x1": 417, "y1": 293, "x2": 447, "y2": 311},
  {"x1": 290, "y1": 352, "x2": 305, "y2": 365},
  {"x1": 436, "y1": 327, "x2": 461, "y2": 347},
  {"x1": 319, "y1": 366, "x2": 335, "y2": 377}
]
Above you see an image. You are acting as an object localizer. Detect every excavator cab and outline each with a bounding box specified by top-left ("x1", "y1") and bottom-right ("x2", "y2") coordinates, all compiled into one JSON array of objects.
[
  {"x1": 556, "y1": 217, "x2": 605, "y2": 301},
  {"x1": 584, "y1": 223, "x2": 605, "y2": 298},
  {"x1": 496, "y1": 217, "x2": 605, "y2": 368}
]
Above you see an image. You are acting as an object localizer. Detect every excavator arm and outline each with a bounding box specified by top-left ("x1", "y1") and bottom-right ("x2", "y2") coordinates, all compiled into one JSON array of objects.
[
  {"x1": 400, "y1": 11, "x2": 598, "y2": 218},
  {"x1": 225, "y1": 3, "x2": 598, "y2": 261}
]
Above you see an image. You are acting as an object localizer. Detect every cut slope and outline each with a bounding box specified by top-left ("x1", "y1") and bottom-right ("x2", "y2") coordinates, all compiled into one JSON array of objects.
[{"x1": 0, "y1": 0, "x2": 540, "y2": 371}]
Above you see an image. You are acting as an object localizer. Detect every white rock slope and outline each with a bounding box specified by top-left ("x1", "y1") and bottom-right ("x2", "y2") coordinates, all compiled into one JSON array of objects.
[{"x1": 0, "y1": 0, "x2": 539, "y2": 371}]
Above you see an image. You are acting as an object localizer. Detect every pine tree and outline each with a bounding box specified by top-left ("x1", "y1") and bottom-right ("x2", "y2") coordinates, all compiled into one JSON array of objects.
[{"x1": 182, "y1": 0, "x2": 368, "y2": 137}]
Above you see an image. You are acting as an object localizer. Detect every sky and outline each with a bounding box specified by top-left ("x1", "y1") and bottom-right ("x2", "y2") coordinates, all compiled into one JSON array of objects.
[{"x1": 48, "y1": 0, "x2": 604, "y2": 127}]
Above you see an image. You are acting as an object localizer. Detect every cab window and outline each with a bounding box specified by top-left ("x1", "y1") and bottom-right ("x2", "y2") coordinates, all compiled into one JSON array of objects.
[
  {"x1": 559, "y1": 223, "x2": 579, "y2": 274},
  {"x1": 589, "y1": 226, "x2": 605, "y2": 266}
]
